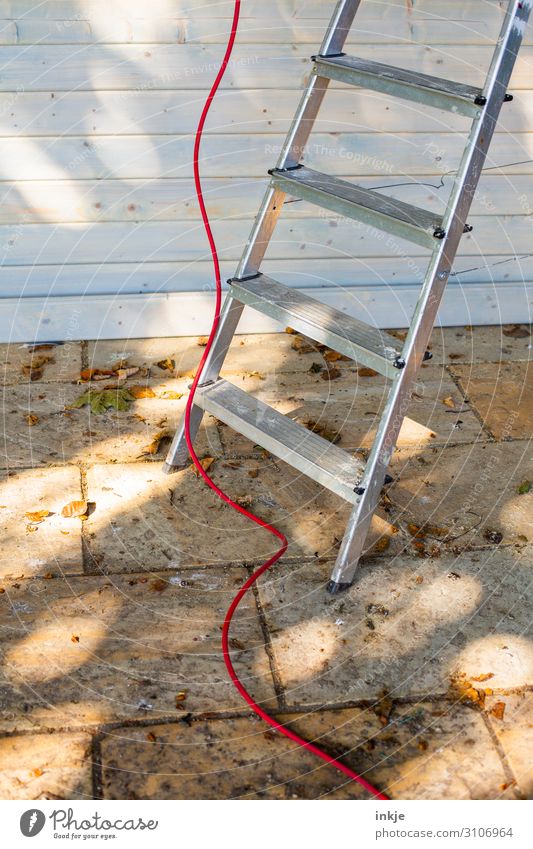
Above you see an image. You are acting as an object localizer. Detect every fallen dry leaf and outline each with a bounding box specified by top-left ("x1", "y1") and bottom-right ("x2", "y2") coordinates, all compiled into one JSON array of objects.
[
  {"x1": 79, "y1": 368, "x2": 115, "y2": 382},
  {"x1": 198, "y1": 336, "x2": 209, "y2": 346},
  {"x1": 371, "y1": 536, "x2": 391, "y2": 554},
  {"x1": 69, "y1": 387, "x2": 134, "y2": 413},
  {"x1": 358, "y1": 367, "x2": 378, "y2": 377},
  {"x1": 194, "y1": 456, "x2": 215, "y2": 476},
  {"x1": 150, "y1": 578, "x2": 167, "y2": 592},
  {"x1": 61, "y1": 500, "x2": 88, "y2": 519},
  {"x1": 30, "y1": 768, "x2": 43, "y2": 778},
  {"x1": 71, "y1": 635, "x2": 80, "y2": 643},
  {"x1": 175, "y1": 690, "x2": 187, "y2": 702},
  {"x1": 321, "y1": 366, "x2": 341, "y2": 381},
  {"x1": 116, "y1": 366, "x2": 140, "y2": 381},
  {"x1": 502, "y1": 324, "x2": 530, "y2": 338},
  {"x1": 159, "y1": 390, "x2": 184, "y2": 400},
  {"x1": 25, "y1": 414, "x2": 39, "y2": 426},
  {"x1": 247, "y1": 468, "x2": 259, "y2": 478},
  {"x1": 247, "y1": 370, "x2": 266, "y2": 380},
  {"x1": 146, "y1": 732, "x2": 157, "y2": 743},
  {"x1": 442, "y1": 396, "x2": 456, "y2": 409},
  {"x1": 291, "y1": 334, "x2": 318, "y2": 354},
  {"x1": 450, "y1": 675, "x2": 487, "y2": 708},
  {"x1": 141, "y1": 429, "x2": 171, "y2": 456},
  {"x1": 324, "y1": 350, "x2": 344, "y2": 362},
  {"x1": 29, "y1": 355, "x2": 53, "y2": 370},
  {"x1": 25, "y1": 509, "x2": 51, "y2": 523},
  {"x1": 472, "y1": 673, "x2": 494, "y2": 682},
  {"x1": 229, "y1": 638, "x2": 246, "y2": 650},
  {"x1": 304, "y1": 418, "x2": 341, "y2": 444},
  {"x1": 156, "y1": 357, "x2": 176, "y2": 372},
  {"x1": 489, "y1": 701, "x2": 506, "y2": 720},
  {"x1": 387, "y1": 328, "x2": 408, "y2": 341},
  {"x1": 21, "y1": 365, "x2": 43, "y2": 381},
  {"x1": 284, "y1": 327, "x2": 297, "y2": 335},
  {"x1": 129, "y1": 384, "x2": 157, "y2": 399}
]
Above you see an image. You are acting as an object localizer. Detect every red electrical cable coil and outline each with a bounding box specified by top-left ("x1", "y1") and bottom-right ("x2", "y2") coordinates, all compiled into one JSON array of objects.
[{"x1": 184, "y1": 0, "x2": 388, "y2": 802}]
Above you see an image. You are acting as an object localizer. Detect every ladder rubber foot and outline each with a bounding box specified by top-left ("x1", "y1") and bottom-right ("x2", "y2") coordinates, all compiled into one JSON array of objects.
[
  {"x1": 326, "y1": 579, "x2": 354, "y2": 595},
  {"x1": 162, "y1": 460, "x2": 188, "y2": 475},
  {"x1": 384, "y1": 474, "x2": 394, "y2": 485}
]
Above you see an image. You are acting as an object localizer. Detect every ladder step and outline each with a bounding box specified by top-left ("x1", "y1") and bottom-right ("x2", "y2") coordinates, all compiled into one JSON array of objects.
[
  {"x1": 229, "y1": 273, "x2": 403, "y2": 379},
  {"x1": 270, "y1": 166, "x2": 471, "y2": 249},
  {"x1": 194, "y1": 378, "x2": 365, "y2": 505},
  {"x1": 314, "y1": 54, "x2": 485, "y2": 118}
]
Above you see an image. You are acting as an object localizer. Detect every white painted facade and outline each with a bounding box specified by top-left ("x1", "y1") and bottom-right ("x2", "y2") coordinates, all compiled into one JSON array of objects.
[{"x1": 0, "y1": 1, "x2": 532, "y2": 341}]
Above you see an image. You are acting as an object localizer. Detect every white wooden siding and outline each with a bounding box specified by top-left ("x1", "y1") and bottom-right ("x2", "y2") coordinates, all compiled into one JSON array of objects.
[{"x1": 0, "y1": 0, "x2": 532, "y2": 341}]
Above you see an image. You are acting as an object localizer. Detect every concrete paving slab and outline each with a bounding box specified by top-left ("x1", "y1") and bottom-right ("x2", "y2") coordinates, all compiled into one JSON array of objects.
[
  {"x1": 100, "y1": 701, "x2": 509, "y2": 800},
  {"x1": 427, "y1": 325, "x2": 532, "y2": 365},
  {"x1": 486, "y1": 692, "x2": 533, "y2": 799},
  {"x1": 450, "y1": 361, "x2": 533, "y2": 440},
  {"x1": 85, "y1": 458, "x2": 405, "y2": 574},
  {"x1": 0, "y1": 568, "x2": 276, "y2": 731},
  {"x1": 256, "y1": 546, "x2": 532, "y2": 705},
  {"x1": 0, "y1": 341, "x2": 83, "y2": 385},
  {"x1": 214, "y1": 369, "x2": 484, "y2": 454},
  {"x1": 0, "y1": 380, "x2": 221, "y2": 468},
  {"x1": 0, "y1": 732, "x2": 93, "y2": 800},
  {"x1": 389, "y1": 441, "x2": 533, "y2": 548},
  {"x1": 0, "y1": 466, "x2": 83, "y2": 581}
]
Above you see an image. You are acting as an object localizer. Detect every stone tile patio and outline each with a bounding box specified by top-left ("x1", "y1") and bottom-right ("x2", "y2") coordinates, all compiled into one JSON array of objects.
[{"x1": 0, "y1": 325, "x2": 531, "y2": 800}]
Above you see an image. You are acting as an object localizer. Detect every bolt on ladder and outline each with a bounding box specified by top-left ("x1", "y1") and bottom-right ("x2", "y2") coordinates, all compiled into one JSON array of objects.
[{"x1": 164, "y1": 0, "x2": 531, "y2": 593}]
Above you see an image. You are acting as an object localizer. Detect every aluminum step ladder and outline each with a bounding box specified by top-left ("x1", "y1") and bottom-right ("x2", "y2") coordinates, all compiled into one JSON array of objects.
[{"x1": 164, "y1": 0, "x2": 531, "y2": 593}]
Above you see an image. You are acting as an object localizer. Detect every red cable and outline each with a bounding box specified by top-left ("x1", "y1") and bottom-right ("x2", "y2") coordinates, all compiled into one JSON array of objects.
[{"x1": 184, "y1": 0, "x2": 388, "y2": 801}]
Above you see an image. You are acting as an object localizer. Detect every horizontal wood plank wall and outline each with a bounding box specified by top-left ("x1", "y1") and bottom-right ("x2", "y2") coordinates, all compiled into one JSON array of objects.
[{"x1": 0, "y1": 0, "x2": 532, "y2": 341}]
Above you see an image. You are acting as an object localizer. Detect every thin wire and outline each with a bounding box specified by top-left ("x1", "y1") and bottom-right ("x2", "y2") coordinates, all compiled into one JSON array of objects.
[{"x1": 183, "y1": 0, "x2": 388, "y2": 801}]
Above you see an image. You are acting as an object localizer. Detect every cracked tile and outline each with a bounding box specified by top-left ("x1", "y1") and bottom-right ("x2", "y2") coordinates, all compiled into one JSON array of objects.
[{"x1": 450, "y1": 361, "x2": 533, "y2": 440}]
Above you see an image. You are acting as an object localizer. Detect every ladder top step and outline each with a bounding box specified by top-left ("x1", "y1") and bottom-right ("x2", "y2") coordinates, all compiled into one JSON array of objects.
[
  {"x1": 270, "y1": 166, "x2": 472, "y2": 249},
  {"x1": 314, "y1": 54, "x2": 486, "y2": 117},
  {"x1": 229, "y1": 273, "x2": 404, "y2": 378},
  {"x1": 195, "y1": 378, "x2": 365, "y2": 505}
]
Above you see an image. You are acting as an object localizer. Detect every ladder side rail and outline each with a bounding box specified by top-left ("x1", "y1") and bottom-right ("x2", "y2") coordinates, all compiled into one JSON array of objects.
[
  {"x1": 236, "y1": 0, "x2": 364, "y2": 278},
  {"x1": 329, "y1": 0, "x2": 531, "y2": 588},
  {"x1": 164, "y1": 0, "x2": 364, "y2": 470}
]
